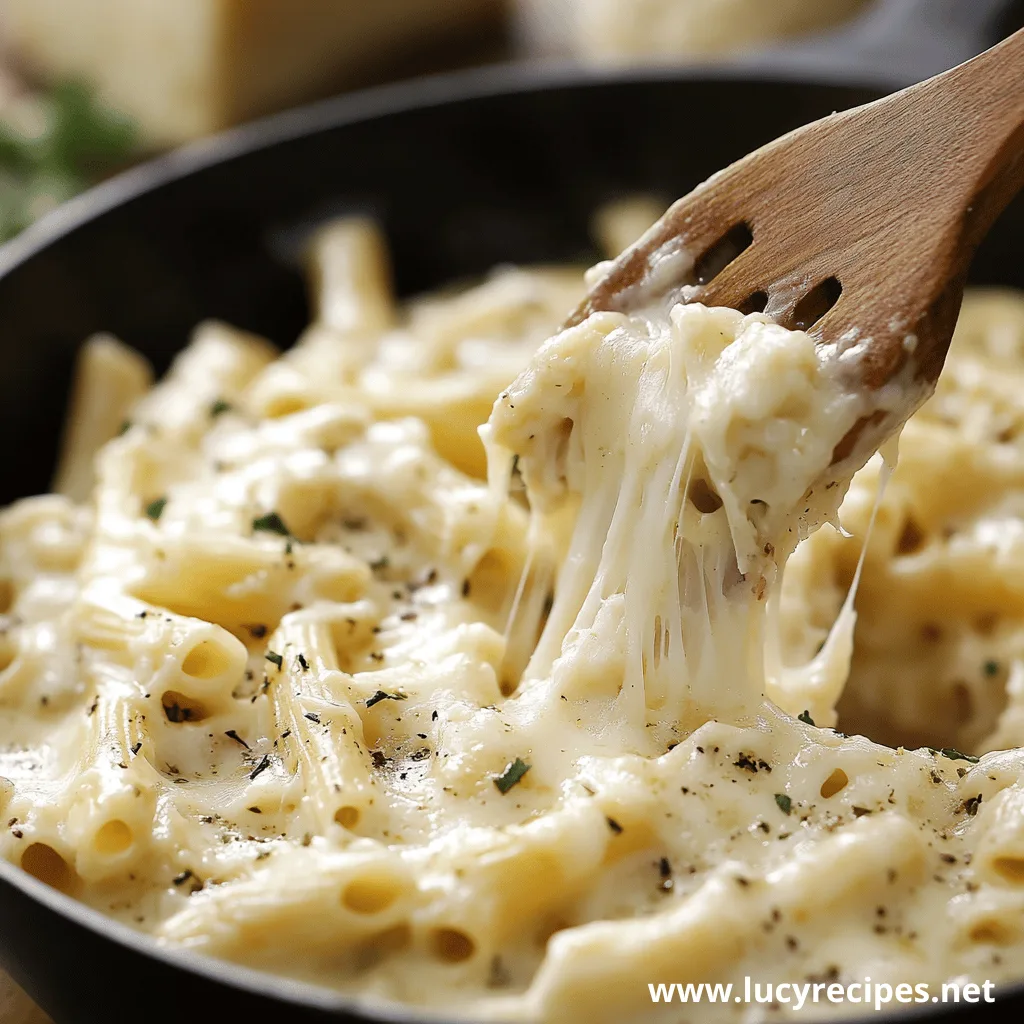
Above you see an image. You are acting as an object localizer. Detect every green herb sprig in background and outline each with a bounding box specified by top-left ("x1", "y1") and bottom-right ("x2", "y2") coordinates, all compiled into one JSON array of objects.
[{"x1": 0, "y1": 80, "x2": 138, "y2": 242}]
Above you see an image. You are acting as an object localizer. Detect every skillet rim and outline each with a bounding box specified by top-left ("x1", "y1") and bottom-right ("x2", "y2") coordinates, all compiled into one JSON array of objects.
[{"x1": 0, "y1": 54, "x2": 914, "y2": 277}]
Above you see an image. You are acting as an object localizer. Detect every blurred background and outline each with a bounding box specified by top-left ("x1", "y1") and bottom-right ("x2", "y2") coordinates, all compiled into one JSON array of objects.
[
  {"x1": 0, "y1": 0, "x2": 1021, "y2": 245},
  {"x1": 0, "y1": 0, "x2": 1023, "y2": 1021}
]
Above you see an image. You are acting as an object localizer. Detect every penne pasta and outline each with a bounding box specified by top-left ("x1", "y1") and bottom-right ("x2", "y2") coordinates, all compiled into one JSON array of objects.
[
  {"x1": 270, "y1": 617, "x2": 380, "y2": 836},
  {"x1": 306, "y1": 216, "x2": 397, "y2": 335},
  {"x1": 53, "y1": 334, "x2": 153, "y2": 502},
  {"x1": 4, "y1": 214, "x2": 1024, "y2": 1024}
]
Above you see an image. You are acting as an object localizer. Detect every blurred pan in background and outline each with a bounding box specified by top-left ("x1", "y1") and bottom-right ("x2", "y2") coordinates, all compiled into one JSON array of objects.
[
  {"x1": 0, "y1": 0, "x2": 1015, "y2": 247},
  {"x1": 513, "y1": 0, "x2": 1024, "y2": 73}
]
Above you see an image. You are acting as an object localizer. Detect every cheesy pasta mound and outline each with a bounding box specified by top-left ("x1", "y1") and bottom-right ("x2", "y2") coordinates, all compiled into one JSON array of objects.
[{"x1": 2, "y1": 211, "x2": 1024, "y2": 1022}]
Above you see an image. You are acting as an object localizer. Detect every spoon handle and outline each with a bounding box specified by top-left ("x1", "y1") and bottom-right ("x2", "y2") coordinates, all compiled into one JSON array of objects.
[{"x1": 923, "y1": 26, "x2": 1024, "y2": 251}]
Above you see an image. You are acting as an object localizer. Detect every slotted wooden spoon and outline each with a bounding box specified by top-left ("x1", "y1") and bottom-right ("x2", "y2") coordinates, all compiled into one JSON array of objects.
[{"x1": 568, "y1": 28, "x2": 1024, "y2": 468}]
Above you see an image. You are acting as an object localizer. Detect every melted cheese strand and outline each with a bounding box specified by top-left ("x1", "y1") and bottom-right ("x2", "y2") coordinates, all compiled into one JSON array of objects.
[{"x1": 489, "y1": 303, "x2": 869, "y2": 749}]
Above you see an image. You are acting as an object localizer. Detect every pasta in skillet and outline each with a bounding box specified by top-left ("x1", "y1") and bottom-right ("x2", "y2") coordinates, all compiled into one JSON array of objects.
[{"x1": 2, "y1": 203, "x2": 1024, "y2": 1023}]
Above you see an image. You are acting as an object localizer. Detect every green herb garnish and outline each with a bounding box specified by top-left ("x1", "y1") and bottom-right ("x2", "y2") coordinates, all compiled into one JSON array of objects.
[
  {"x1": 775, "y1": 793, "x2": 792, "y2": 815},
  {"x1": 265, "y1": 650, "x2": 283, "y2": 669},
  {"x1": 960, "y1": 794, "x2": 983, "y2": 816},
  {"x1": 224, "y1": 730, "x2": 249, "y2": 750},
  {"x1": 117, "y1": 420, "x2": 132, "y2": 436},
  {"x1": 798, "y1": 710, "x2": 816, "y2": 726},
  {"x1": 144, "y1": 497, "x2": 167, "y2": 521},
  {"x1": 365, "y1": 690, "x2": 406, "y2": 709},
  {"x1": 984, "y1": 660, "x2": 1000, "y2": 677},
  {"x1": 210, "y1": 398, "x2": 232, "y2": 417},
  {"x1": 252, "y1": 512, "x2": 291, "y2": 537},
  {"x1": 494, "y1": 757, "x2": 531, "y2": 794},
  {"x1": 0, "y1": 80, "x2": 137, "y2": 242},
  {"x1": 929, "y1": 746, "x2": 980, "y2": 764}
]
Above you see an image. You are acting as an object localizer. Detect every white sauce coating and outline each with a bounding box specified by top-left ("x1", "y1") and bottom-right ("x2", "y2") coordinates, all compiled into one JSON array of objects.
[{"x1": 1, "y1": 229, "x2": 1024, "y2": 1022}]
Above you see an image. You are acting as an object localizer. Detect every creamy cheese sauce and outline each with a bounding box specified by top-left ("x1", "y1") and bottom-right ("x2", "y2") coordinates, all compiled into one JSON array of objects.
[{"x1": 2, "y1": 219, "x2": 1024, "y2": 1021}]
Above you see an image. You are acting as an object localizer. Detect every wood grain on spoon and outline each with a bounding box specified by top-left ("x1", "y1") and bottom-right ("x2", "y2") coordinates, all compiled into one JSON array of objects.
[{"x1": 568, "y1": 29, "x2": 1024, "y2": 468}]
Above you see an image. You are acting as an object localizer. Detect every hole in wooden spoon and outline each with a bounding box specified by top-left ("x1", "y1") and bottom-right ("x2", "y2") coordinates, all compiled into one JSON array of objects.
[
  {"x1": 791, "y1": 276, "x2": 842, "y2": 330},
  {"x1": 694, "y1": 223, "x2": 753, "y2": 286},
  {"x1": 737, "y1": 291, "x2": 768, "y2": 315}
]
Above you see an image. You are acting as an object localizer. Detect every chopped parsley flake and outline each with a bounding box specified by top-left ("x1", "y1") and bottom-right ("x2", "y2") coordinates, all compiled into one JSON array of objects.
[
  {"x1": 960, "y1": 794, "x2": 983, "y2": 816},
  {"x1": 224, "y1": 730, "x2": 249, "y2": 750},
  {"x1": 984, "y1": 660, "x2": 1000, "y2": 677},
  {"x1": 144, "y1": 497, "x2": 167, "y2": 521},
  {"x1": 929, "y1": 746, "x2": 980, "y2": 764},
  {"x1": 265, "y1": 651, "x2": 283, "y2": 670},
  {"x1": 162, "y1": 699, "x2": 196, "y2": 723},
  {"x1": 117, "y1": 420, "x2": 132, "y2": 436},
  {"x1": 774, "y1": 793, "x2": 792, "y2": 815},
  {"x1": 734, "y1": 753, "x2": 771, "y2": 774},
  {"x1": 798, "y1": 710, "x2": 816, "y2": 726},
  {"x1": 209, "y1": 398, "x2": 232, "y2": 417},
  {"x1": 606, "y1": 816, "x2": 624, "y2": 834},
  {"x1": 365, "y1": 690, "x2": 406, "y2": 709},
  {"x1": 252, "y1": 512, "x2": 291, "y2": 536},
  {"x1": 494, "y1": 757, "x2": 531, "y2": 794}
]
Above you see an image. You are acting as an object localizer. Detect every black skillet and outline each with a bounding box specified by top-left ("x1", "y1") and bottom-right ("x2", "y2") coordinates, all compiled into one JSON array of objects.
[{"x1": 2, "y1": 7, "x2": 1024, "y2": 1024}]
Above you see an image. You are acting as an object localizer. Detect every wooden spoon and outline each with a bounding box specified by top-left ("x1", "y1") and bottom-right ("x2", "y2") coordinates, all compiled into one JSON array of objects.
[{"x1": 568, "y1": 29, "x2": 1024, "y2": 469}]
